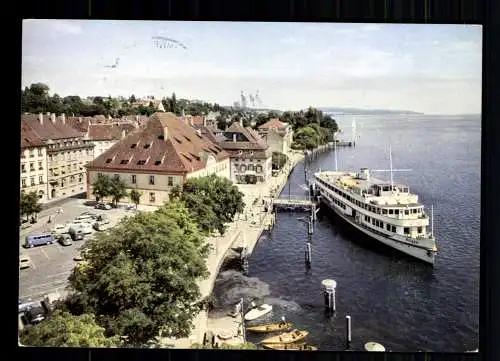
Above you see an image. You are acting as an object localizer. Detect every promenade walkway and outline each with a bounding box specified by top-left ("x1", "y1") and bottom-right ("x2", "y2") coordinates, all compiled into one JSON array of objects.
[{"x1": 160, "y1": 151, "x2": 305, "y2": 348}]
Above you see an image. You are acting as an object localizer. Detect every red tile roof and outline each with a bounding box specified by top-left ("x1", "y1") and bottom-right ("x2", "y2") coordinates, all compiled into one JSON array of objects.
[
  {"x1": 87, "y1": 124, "x2": 122, "y2": 141},
  {"x1": 21, "y1": 114, "x2": 86, "y2": 141},
  {"x1": 21, "y1": 119, "x2": 44, "y2": 148},
  {"x1": 86, "y1": 112, "x2": 229, "y2": 174},
  {"x1": 258, "y1": 118, "x2": 287, "y2": 130},
  {"x1": 217, "y1": 122, "x2": 271, "y2": 158}
]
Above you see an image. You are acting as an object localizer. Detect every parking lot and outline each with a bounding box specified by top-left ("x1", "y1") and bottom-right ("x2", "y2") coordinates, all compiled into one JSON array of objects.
[{"x1": 19, "y1": 199, "x2": 133, "y2": 301}]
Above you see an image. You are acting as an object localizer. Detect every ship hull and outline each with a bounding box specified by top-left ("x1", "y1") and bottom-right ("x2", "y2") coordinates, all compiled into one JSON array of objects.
[{"x1": 320, "y1": 197, "x2": 436, "y2": 265}]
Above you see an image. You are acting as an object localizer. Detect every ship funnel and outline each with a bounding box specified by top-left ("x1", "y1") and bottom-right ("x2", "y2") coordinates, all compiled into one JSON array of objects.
[{"x1": 359, "y1": 168, "x2": 370, "y2": 181}]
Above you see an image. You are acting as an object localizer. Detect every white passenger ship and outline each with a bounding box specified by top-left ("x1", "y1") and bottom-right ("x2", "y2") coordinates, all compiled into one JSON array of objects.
[{"x1": 313, "y1": 167, "x2": 438, "y2": 265}]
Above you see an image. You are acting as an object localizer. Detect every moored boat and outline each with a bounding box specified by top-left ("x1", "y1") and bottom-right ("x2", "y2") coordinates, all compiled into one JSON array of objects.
[
  {"x1": 244, "y1": 304, "x2": 273, "y2": 321},
  {"x1": 263, "y1": 342, "x2": 317, "y2": 351},
  {"x1": 261, "y1": 329, "x2": 309, "y2": 344},
  {"x1": 246, "y1": 322, "x2": 293, "y2": 333}
]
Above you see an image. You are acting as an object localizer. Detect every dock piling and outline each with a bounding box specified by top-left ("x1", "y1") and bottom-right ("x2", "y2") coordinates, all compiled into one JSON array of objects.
[
  {"x1": 346, "y1": 315, "x2": 351, "y2": 350},
  {"x1": 322, "y1": 279, "x2": 337, "y2": 312},
  {"x1": 305, "y1": 242, "x2": 312, "y2": 265}
]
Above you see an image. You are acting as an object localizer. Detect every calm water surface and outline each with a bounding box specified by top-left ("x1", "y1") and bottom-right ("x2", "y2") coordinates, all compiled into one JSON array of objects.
[{"x1": 210, "y1": 114, "x2": 480, "y2": 352}]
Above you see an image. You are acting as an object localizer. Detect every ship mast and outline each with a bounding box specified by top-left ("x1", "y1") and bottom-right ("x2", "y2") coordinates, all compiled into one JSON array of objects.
[
  {"x1": 389, "y1": 144, "x2": 394, "y2": 191},
  {"x1": 431, "y1": 204, "x2": 434, "y2": 236},
  {"x1": 351, "y1": 116, "x2": 357, "y2": 144},
  {"x1": 334, "y1": 131, "x2": 338, "y2": 172}
]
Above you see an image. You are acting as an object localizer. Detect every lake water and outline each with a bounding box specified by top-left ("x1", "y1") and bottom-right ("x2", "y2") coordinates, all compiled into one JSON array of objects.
[{"x1": 210, "y1": 114, "x2": 480, "y2": 352}]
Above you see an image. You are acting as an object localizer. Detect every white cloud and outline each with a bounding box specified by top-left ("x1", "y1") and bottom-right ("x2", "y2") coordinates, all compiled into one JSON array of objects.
[{"x1": 24, "y1": 19, "x2": 83, "y2": 35}]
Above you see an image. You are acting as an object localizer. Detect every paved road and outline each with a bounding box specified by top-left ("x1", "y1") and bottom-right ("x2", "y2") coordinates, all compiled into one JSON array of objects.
[{"x1": 19, "y1": 199, "x2": 132, "y2": 301}]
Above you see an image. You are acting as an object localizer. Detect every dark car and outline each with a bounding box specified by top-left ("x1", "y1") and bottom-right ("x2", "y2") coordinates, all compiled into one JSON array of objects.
[
  {"x1": 94, "y1": 202, "x2": 111, "y2": 210},
  {"x1": 25, "y1": 306, "x2": 46, "y2": 325},
  {"x1": 57, "y1": 234, "x2": 73, "y2": 246},
  {"x1": 69, "y1": 228, "x2": 85, "y2": 241}
]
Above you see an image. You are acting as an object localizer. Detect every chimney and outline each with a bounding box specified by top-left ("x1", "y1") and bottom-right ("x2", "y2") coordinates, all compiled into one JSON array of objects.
[
  {"x1": 190, "y1": 117, "x2": 194, "y2": 126},
  {"x1": 51, "y1": 113, "x2": 56, "y2": 124},
  {"x1": 135, "y1": 121, "x2": 139, "y2": 129},
  {"x1": 38, "y1": 113, "x2": 43, "y2": 125},
  {"x1": 181, "y1": 109, "x2": 185, "y2": 117},
  {"x1": 46, "y1": 112, "x2": 51, "y2": 116},
  {"x1": 233, "y1": 133, "x2": 237, "y2": 142},
  {"x1": 163, "y1": 126, "x2": 168, "y2": 140},
  {"x1": 203, "y1": 117, "x2": 207, "y2": 127},
  {"x1": 61, "y1": 113, "x2": 66, "y2": 125},
  {"x1": 239, "y1": 119, "x2": 243, "y2": 127},
  {"x1": 78, "y1": 117, "x2": 82, "y2": 123},
  {"x1": 121, "y1": 130, "x2": 126, "y2": 139}
]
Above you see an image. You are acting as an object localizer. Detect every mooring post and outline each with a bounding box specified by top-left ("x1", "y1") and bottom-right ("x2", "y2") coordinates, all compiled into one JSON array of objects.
[
  {"x1": 346, "y1": 315, "x2": 352, "y2": 350},
  {"x1": 322, "y1": 279, "x2": 337, "y2": 312},
  {"x1": 305, "y1": 242, "x2": 312, "y2": 265},
  {"x1": 308, "y1": 219, "x2": 314, "y2": 235},
  {"x1": 311, "y1": 204, "x2": 316, "y2": 221}
]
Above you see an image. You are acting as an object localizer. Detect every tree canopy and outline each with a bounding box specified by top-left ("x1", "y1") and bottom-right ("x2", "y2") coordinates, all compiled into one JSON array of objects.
[
  {"x1": 66, "y1": 200, "x2": 211, "y2": 346},
  {"x1": 20, "y1": 191, "x2": 42, "y2": 220},
  {"x1": 92, "y1": 174, "x2": 127, "y2": 206},
  {"x1": 272, "y1": 151, "x2": 288, "y2": 170},
  {"x1": 19, "y1": 311, "x2": 121, "y2": 347},
  {"x1": 170, "y1": 174, "x2": 245, "y2": 235}
]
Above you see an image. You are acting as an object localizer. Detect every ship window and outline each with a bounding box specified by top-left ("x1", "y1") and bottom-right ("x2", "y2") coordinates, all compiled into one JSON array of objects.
[
  {"x1": 382, "y1": 209, "x2": 387, "y2": 215},
  {"x1": 372, "y1": 219, "x2": 375, "y2": 225},
  {"x1": 386, "y1": 224, "x2": 391, "y2": 231},
  {"x1": 380, "y1": 222, "x2": 384, "y2": 228},
  {"x1": 391, "y1": 225, "x2": 396, "y2": 232},
  {"x1": 417, "y1": 227, "x2": 423, "y2": 233},
  {"x1": 394, "y1": 209, "x2": 399, "y2": 215},
  {"x1": 404, "y1": 227, "x2": 410, "y2": 234},
  {"x1": 389, "y1": 209, "x2": 394, "y2": 215},
  {"x1": 405, "y1": 210, "x2": 409, "y2": 215}
]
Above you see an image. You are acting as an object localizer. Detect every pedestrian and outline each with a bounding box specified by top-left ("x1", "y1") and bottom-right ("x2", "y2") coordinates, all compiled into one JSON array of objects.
[
  {"x1": 279, "y1": 316, "x2": 286, "y2": 327},
  {"x1": 47, "y1": 216, "x2": 52, "y2": 224}
]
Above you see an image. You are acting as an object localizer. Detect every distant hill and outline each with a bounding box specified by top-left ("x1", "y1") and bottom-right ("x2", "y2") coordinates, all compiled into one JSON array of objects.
[{"x1": 318, "y1": 107, "x2": 424, "y2": 115}]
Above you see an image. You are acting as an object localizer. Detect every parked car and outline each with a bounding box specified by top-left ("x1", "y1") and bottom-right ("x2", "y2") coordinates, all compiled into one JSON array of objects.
[
  {"x1": 57, "y1": 234, "x2": 73, "y2": 246},
  {"x1": 19, "y1": 254, "x2": 31, "y2": 270},
  {"x1": 95, "y1": 202, "x2": 112, "y2": 210},
  {"x1": 51, "y1": 224, "x2": 69, "y2": 235},
  {"x1": 69, "y1": 228, "x2": 85, "y2": 241},
  {"x1": 74, "y1": 213, "x2": 97, "y2": 222},
  {"x1": 19, "y1": 299, "x2": 36, "y2": 313},
  {"x1": 25, "y1": 305, "x2": 46, "y2": 325}
]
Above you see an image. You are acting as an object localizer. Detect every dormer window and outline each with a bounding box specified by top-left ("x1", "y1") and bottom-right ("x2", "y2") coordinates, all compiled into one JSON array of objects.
[
  {"x1": 144, "y1": 143, "x2": 151, "y2": 149},
  {"x1": 154, "y1": 160, "x2": 162, "y2": 165},
  {"x1": 137, "y1": 160, "x2": 146, "y2": 165},
  {"x1": 120, "y1": 160, "x2": 129, "y2": 164},
  {"x1": 105, "y1": 158, "x2": 112, "y2": 163},
  {"x1": 131, "y1": 144, "x2": 137, "y2": 149}
]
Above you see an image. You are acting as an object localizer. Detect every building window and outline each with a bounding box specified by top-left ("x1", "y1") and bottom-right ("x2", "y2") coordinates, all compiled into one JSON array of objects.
[
  {"x1": 149, "y1": 192, "x2": 156, "y2": 203},
  {"x1": 30, "y1": 177, "x2": 35, "y2": 186},
  {"x1": 39, "y1": 175, "x2": 43, "y2": 183},
  {"x1": 78, "y1": 175, "x2": 83, "y2": 183},
  {"x1": 404, "y1": 227, "x2": 410, "y2": 234},
  {"x1": 29, "y1": 149, "x2": 34, "y2": 157},
  {"x1": 149, "y1": 175, "x2": 155, "y2": 185},
  {"x1": 22, "y1": 178, "x2": 26, "y2": 187},
  {"x1": 21, "y1": 151, "x2": 26, "y2": 159},
  {"x1": 391, "y1": 225, "x2": 396, "y2": 233},
  {"x1": 168, "y1": 176, "x2": 173, "y2": 186},
  {"x1": 29, "y1": 163, "x2": 35, "y2": 172},
  {"x1": 21, "y1": 164, "x2": 26, "y2": 173},
  {"x1": 70, "y1": 175, "x2": 75, "y2": 183},
  {"x1": 386, "y1": 223, "x2": 391, "y2": 231},
  {"x1": 38, "y1": 161, "x2": 43, "y2": 170},
  {"x1": 417, "y1": 226, "x2": 423, "y2": 233},
  {"x1": 37, "y1": 148, "x2": 43, "y2": 156},
  {"x1": 131, "y1": 175, "x2": 137, "y2": 184}
]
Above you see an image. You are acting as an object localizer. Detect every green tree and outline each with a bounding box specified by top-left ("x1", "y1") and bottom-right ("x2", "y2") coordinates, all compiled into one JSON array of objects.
[
  {"x1": 293, "y1": 125, "x2": 322, "y2": 150},
  {"x1": 129, "y1": 189, "x2": 142, "y2": 209},
  {"x1": 92, "y1": 173, "x2": 112, "y2": 202},
  {"x1": 67, "y1": 201, "x2": 211, "y2": 346},
  {"x1": 20, "y1": 191, "x2": 42, "y2": 221},
  {"x1": 272, "y1": 151, "x2": 288, "y2": 170},
  {"x1": 19, "y1": 311, "x2": 121, "y2": 347},
  {"x1": 109, "y1": 176, "x2": 128, "y2": 207},
  {"x1": 171, "y1": 175, "x2": 245, "y2": 235}
]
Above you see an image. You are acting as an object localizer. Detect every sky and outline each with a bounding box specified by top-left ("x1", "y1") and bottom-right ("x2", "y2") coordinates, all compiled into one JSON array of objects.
[{"x1": 22, "y1": 20, "x2": 482, "y2": 115}]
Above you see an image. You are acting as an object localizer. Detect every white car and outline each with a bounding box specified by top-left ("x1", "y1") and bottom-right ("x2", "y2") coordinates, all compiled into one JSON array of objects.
[
  {"x1": 19, "y1": 255, "x2": 31, "y2": 270},
  {"x1": 51, "y1": 224, "x2": 69, "y2": 235}
]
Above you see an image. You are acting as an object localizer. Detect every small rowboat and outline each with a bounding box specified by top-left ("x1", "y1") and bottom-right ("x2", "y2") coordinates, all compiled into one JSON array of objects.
[
  {"x1": 244, "y1": 304, "x2": 273, "y2": 321},
  {"x1": 217, "y1": 331, "x2": 233, "y2": 340},
  {"x1": 261, "y1": 329, "x2": 309, "y2": 344},
  {"x1": 247, "y1": 322, "x2": 293, "y2": 333},
  {"x1": 263, "y1": 342, "x2": 317, "y2": 351}
]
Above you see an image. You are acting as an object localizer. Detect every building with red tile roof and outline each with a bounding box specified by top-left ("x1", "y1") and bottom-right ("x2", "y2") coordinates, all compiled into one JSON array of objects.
[
  {"x1": 257, "y1": 118, "x2": 294, "y2": 154},
  {"x1": 85, "y1": 112, "x2": 231, "y2": 206},
  {"x1": 208, "y1": 121, "x2": 272, "y2": 184},
  {"x1": 20, "y1": 113, "x2": 95, "y2": 202}
]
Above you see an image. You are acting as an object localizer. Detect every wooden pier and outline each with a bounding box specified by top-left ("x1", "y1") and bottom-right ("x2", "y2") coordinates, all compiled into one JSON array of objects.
[{"x1": 272, "y1": 198, "x2": 318, "y2": 213}]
